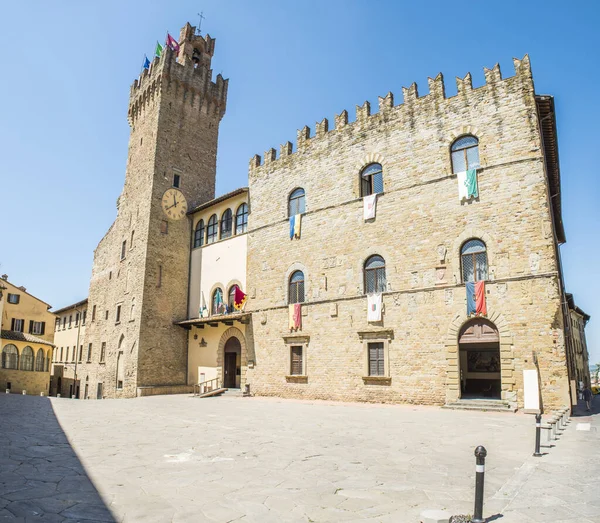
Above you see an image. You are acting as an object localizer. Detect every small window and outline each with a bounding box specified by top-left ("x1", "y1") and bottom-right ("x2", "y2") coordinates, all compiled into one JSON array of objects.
[
  {"x1": 75, "y1": 313, "x2": 80, "y2": 326},
  {"x1": 288, "y1": 271, "x2": 305, "y2": 304},
  {"x1": 59, "y1": 347, "x2": 63, "y2": 362},
  {"x1": 68, "y1": 315, "x2": 72, "y2": 328},
  {"x1": 451, "y1": 135, "x2": 480, "y2": 173},
  {"x1": 87, "y1": 343, "x2": 93, "y2": 363},
  {"x1": 130, "y1": 230, "x2": 135, "y2": 249},
  {"x1": 160, "y1": 220, "x2": 169, "y2": 234},
  {"x1": 461, "y1": 239, "x2": 488, "y2": 282},
  {"x1": 220, "y1": 209, "x2": 233, "y2": 239},
  {"x1": 92, "y1": 305, "x2": 96, "y2": 321},
  {"x1": 55, "y1": 318, "x2": 60, "y2": 331},
  {"x1": 71, "y1": 347, "x2": 76, "y2": 363},
  {"x1": 7, "y1": 293, "x2": 19, "y2": 304},
  {"x1": 235, "y1": 203, "x2": 248, "y2": 234},
  {"x1": 211, "y1": 288, "x2": 224, "y2": 315},
  {"x1": 360, "y1": 163, "x2": 383, "y2": 197},
  {"x1": 157, "y1": 265, "x2": 162, "y2": 287},
  {"x1": 100, "y1": 342, "x2": 106, "y2": 363},
  {"x1": 173, "y1": 174, "x2": 180, "y2": 188},
  {"x1": 121, "y1": 240, "x2": 127, "y2": 260},
  {"x1": 290, "y1": 346, "x2": 303, "y2": 375},
  {"x1": 193, "y1": 219, "x2": 205, "y2": 248},
  {"x1": 206, "y1": 214, "x2": 218, "y2": 244},
  {"x1": 288, "y1": 188, "x2": 305, "y2": 217},
  {"x1": 2, "y1": 344, "x2": 19, "y2": 369},
  {"x1": 82, "y1": 310, "x2": 87, "y2": 325},
  {"x1": 78, "y1": 345, "x2": 83, "y2": 363},
  {"x1": 65, "y1": 347, "x2": 69, "y2": 362},
  {"x1": 31, "y1": 321, "x2": 45, "y2": 335},
  {"x1": 228, "y1": 285, "x2": 239, "y2": 310},
  {"x1": 105, "y1": 310, "x2": 109, "y2": 320},
  {"x1": 368, "y1": 342, "x2": 385, "y2": 376},
  {"x1": 364, "y1": 255, "x2": 386, "y2": 294},
  {"x1": 62, "y1": 317, "x2": 66, "y2": 329},
  {"x1": 116, "y1": 305, "x2": 121, "y2": 323},
  {"x1": 11, "y1": 318, "x2": 24, "y2": 332},
  {"x1": 35, "y1": 349, "x2": 45, "y2": 372}
]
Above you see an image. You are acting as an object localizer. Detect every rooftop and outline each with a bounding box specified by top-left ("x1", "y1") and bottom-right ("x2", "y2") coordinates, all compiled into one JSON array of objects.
[
  {"x1": 187, "y1": 187, "x2": 248, "y2": 215},
  {"x1": 52, "y1": 298, "x2": 89, "y2": 315},
  {"x1": 1, "y1": 330, "x2": 55, "y2": 347}
]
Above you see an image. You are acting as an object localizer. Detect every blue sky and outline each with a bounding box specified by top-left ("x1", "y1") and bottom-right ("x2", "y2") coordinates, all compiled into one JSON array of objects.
[{"x1": 1, "y1": 1, "x2": 598, "y2": 364}]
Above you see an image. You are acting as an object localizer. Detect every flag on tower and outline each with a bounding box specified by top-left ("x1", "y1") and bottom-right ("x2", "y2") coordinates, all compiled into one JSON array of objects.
[
  {"x1": 155, "y1": 41, "x2": 163, "y2": 57},
  {"x1": 233, "y1": 287, "x2": 248, "y2": 311},
  {"x1": 166, "y1": 33, "x2": 180, "y2": 52},
  {"x1": 142, "y1": 55, "x2": 150, "y2": 70}
]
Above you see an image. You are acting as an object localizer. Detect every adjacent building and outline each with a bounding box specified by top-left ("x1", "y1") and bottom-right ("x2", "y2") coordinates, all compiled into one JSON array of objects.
[
  {"x1": 566, "y1": 293, "x2": 591, "y2": 388},
  {"x1": 0, "y1": 276, "x2": 55, "y2": 395},
  {"x1": 50, "y1": 299, "x2": 87, "y2": 397}
]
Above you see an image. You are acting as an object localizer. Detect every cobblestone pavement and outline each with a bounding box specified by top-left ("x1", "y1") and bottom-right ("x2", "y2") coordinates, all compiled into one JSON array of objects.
[{"x1": 0, "y1": 394, "x2": 598, "y2": 522}]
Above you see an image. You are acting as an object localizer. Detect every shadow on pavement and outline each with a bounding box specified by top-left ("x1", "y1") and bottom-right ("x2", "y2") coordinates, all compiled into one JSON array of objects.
[
  {"x1": 572, "y1": 395, "x2": 600, "y2": 417},
  {"x1": 0, "y1": 394, "x2": 116, "y2": 522}
]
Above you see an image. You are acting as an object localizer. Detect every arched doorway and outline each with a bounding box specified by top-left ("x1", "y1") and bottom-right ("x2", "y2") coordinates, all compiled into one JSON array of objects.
[
  {"x1": 223, "y1": 336, "x2": 241, "y2": 389},
  {"x1": 459, "y1": 319, "x2": 501, "y2": 399}
]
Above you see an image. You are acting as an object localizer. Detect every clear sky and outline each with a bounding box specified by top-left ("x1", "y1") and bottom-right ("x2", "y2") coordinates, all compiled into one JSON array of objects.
[{"x1": 1, "y1": 1, "x2": 598, "y2": 364}]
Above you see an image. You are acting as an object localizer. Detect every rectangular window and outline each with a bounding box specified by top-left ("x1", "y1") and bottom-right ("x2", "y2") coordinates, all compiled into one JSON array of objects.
[
  {"x1": 68, "y1": 315, "x2": 72, "y2": 328},
  {"x1": 31, "y1": 321, "x2": 45, "y2": 335},
  {"x1": 65, "y1": 347, "x2": 70, "y2": 362},
  {"x1": 60, "y1": 347, "x2": 63, "y2": 362},
  {"x1": 368, "y1": 342, "x2": 385, "y2": 376},
  {"x1": 160, "y1": 220, "x2": 168, "y2": 234},
  {"x1": 75, "y1": 312, "x2": 80, "y2": 326},
  {"x1": 157, "y1": 265, "x2": 162, "y2": 287},
  {"x1": 115, "y1": 305, "x2": 121, "y2": 323},
  {"x1": 82, "y1": 310, "x2": 87, "y2": 325},
  {"x1": 72, "y1": 348, "x2": 76, "y2": 363},
  {"x1": 62, "y1": 317, "x2": 66, "y2": 329},
  {"x1": 11, "y1": 318, "x2": 24, "y2": 332},
  {"x1": 117, "y1": 380, "x2": 123, "y2": 390},
  {"x1": 92, "y1": 305, "x2": 96, "y2": 321},
  {"x1": 100, "y1": 342, "x2": 106, "y2": 363},
  {"x1": 173, "y1": 174, "x2": 180, "y2": 188},
  {"x1": 290, "y1": 346, "x2": 303, "y2": 376},
  {"x1": 105, "y1": 310, "x2": 109, "y2": 320},
  {"x1": 7, "y1": 293, "x2": 20, "y2": 304},
  {"x1": 121, "y1": 240, "x2": 127, "y2": 260},
  {"x1": 78, "y1": 345, "x2": 83, "y2": 363},
  {"x1": 55, "y1": 318, "x2": 60, "y2": 331},
  {"x1": 87, "y1": 343, "x2": 92, "y2": 363}
]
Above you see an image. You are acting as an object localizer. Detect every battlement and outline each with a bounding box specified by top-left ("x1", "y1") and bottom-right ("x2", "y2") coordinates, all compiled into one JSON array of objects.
[
  {"x1": 127, "y1": 24, "x2": 228, "y2": 127},
  {"x1": 249, "y1": 55, "x2": 532, "y2": 172}
]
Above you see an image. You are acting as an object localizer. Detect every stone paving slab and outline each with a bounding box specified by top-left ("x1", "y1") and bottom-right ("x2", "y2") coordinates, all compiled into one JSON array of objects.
[{"x1": 0, "y1": 393, "x2": 598, "y2": 522}]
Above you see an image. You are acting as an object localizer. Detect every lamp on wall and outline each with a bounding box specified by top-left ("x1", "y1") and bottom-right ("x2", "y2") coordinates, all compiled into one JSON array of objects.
[
  {"x1": 200, "y1": 338, "x2": 207, "y2": 347},
  {"x1": 194, "y1": 334, "x2": 198, "y2": 340}
]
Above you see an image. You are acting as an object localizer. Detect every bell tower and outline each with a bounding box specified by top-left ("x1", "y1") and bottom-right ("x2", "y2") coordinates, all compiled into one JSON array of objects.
[{"x1": 84, "y1": 23, "x2": 228, "y2": 397}]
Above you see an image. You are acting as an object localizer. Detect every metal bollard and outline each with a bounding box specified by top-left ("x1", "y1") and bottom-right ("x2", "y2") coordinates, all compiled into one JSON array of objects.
[
  {"x1": 22, "y1": 390, "x2": 26, "y2": 395},
  {"x1": 471, "y1": 446, "x2": 487, "y2": 523},
  {"x1": 533, "y1": 414, "x2": 542, "y2": 457}
]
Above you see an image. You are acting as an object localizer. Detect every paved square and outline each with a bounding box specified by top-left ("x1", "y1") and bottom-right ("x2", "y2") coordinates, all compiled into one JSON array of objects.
[{"x1": 1, "y1": 394, "x2": 598, "y2": 522}]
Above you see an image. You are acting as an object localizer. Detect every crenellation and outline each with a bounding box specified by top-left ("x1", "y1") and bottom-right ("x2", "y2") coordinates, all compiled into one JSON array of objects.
[
  {"x1": 402, "y1": 82, "x2": 419, "y2": 104},
  {"x1": 456, "y1": 72, "x2": 473, "y2": 95},
  {"x1": 315, "y1": 118, "x2": 329, "y2": 137},
  {"x1": 427, "y1": 73, "x2": 445, "y2": 100},
  {"x1": 378, "y1": 92, "x2": 394, "y2": 115},
  {"x1": 335, "y1": 110, "x2": 349, "y2": 129},
  {"x1": 264, "y1": 148, "x2": 277, "y2": 164},
  {"x1": 250, "y1": 154, "x2": 262, "y2": 170},
  {"x1": 356, "y1": 100, "x2": 371, "y2": 121},
  {"x1": 297, "y1": 125, "x2": 311, "y2": 150},
  {"x1": 280, "y1": 141, "x2": 293, "y2": 158},
  {"x1": 484, "y1": 63, "x2": 502, "y2": 85}
]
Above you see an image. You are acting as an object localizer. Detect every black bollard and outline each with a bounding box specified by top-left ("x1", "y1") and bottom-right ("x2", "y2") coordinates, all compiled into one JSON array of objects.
[
  {"x1": 533, "y1": 413, "x2": 542, "y2": 457},
  {"x1": 471, "y1": 445, "x2": 487, "y2": 523}
]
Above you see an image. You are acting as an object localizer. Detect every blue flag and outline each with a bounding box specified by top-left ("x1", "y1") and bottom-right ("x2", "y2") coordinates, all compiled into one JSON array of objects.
[
  {"x1": 143, "y1": 56, "x2": 151, "y2": 70},
  {"x1": 289, "y1": 215, "x2": 295, "y2": 239},
  {"x1": 466, "y1": 282, "x2": 476, "y2": 315}
]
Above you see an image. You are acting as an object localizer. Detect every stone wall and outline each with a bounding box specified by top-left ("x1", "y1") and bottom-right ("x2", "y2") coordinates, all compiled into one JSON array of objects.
[{"x1": 245, "y1": 56, "x2": 571, "y2": 409}]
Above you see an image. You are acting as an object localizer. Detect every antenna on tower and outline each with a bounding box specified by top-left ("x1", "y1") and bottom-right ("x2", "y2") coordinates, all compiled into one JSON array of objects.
[{"x1": 196, "y1": 12, "x2": 205, "y2": 35}]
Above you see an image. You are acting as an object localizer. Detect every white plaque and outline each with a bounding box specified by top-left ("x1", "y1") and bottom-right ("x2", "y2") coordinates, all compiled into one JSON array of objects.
[{"x1": 523, "y1": 369, "x2": 540, "y2": 412}]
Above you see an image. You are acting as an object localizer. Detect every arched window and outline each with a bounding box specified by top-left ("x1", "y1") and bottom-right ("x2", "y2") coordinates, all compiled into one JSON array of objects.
[
  {"x1": 461, "y1": 239, "x2": 488, "y2": 282},
  {"x1": 35, "y1": 349, "x2": 45, "y2": 372},
  {"x1": 288, "y1": 188, "x2": 305, "y2": 217},
  {"x1": 451, "y1": 135, "x2": 480, "y2": 173},
  {"x1": 193, "y1": 219, "x2": 205, "y2": 248},
  {"x1": 212, "y1": 288, "x2": 224, "y2": 315},
  {"x1": 360, "y1": 163, "x2": 383, "y2": 197},
  {"x1": 20, "y1": 346, "x2": 34, "y2": 371},
  {"x1": 206, "y1": 214, "x2": 218, "y2": 244},
  {"x1": 2, "y1": 344, "x2": 18, "y2": 369},
  {"x1": 364, "y1": 255, "x2": 386, "y2": 294},
  {"x1": 235, "y1": 203, "x2": 248, "y2": 234},
  {"x1": 228, "y1": 285, "x2": 239, "y2": 310},
  {"x1": 288, "y1": 271, "x2": 305, "y2": 304},
  {"x1": 220, "y1": 209, "x2": 233, "y2": 239}
]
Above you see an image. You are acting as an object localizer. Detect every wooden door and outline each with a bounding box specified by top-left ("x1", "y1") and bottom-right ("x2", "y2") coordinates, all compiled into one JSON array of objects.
[{"x1": 224, "y1": 352, "x2": 237, "y2": 388}]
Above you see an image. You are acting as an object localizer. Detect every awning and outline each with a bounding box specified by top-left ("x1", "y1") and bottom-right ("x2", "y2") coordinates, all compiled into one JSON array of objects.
[{"x1": 175, "y1": 312, "x2": 251, "y2": 329}]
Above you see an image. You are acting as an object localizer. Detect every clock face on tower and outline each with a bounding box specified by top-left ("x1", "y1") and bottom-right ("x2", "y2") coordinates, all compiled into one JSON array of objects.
[{"x1": 161, "y1": 188, "x2": 188, "y2": 220}]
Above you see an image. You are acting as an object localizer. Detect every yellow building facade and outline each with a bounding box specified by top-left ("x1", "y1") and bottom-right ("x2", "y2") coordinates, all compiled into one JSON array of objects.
[{"x1": 0, "y1": 276, "x2": 55, "y2": 395}]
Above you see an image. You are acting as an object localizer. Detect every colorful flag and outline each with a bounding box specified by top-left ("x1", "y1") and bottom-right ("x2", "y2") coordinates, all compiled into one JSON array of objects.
[
  {"x1": 167, "y1": 33, "x2": 180, "y2": 52},
  {"x1": 475, "y1": 280, "x2": 486, "y2": 315},
  {"x1": 466, "y1": 169, "x2": 478, "y2": 199},
  {"x1": 466, "y1": 282, "x2": 476, "y2": 315},
  {"x1": 155, "y1": 41, "x2": 163, "y2": 57},
  {"x1": 363, "y1": 193, "x2": 377, "y2": 220},
  {"x1": 289, "y1": 215, "x2": 295, "y2": 240},
  {"x1": 199, "y1": 292, "x2": 208, "y2": 318},
  {"x1": 233, "y1": 287, "x2": 248, "y2": 311},
  {"x1": 214, "y1": 288, "x2": 223, "y2": 315},
  {"x1": 293, "y1": 214, "x2": 302, "y2": 239},
  {"x1": 142, "y1": 55, "x2": 150, "y2": 70},
  {"x1": 367, "y1": 293, "x2": 382, "y2": 322},
  {"x1": 289, "y1": 303, "x2": 302, "y2": 331}
]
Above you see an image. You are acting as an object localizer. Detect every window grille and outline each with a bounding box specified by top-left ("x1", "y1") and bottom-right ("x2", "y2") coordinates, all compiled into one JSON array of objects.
[
  {"x1": 288, "y1": 271, "x2": 305, "y2": 304},
  {"x1": 461, "y1": 239, "x2": 488, "y2": 282},
  {"x1": 288, "y1": 188, "x2": 306, "y2": 217},
  {"x1": 290, "y1": 346, "x2": 303, "y2": 375},
  {"x1": 206, "y1": 214, "x2": 218, "y2": 244},
  {"x1": 361, "y1": 163, "x2": 384, "y2": 197},
  {"x1": 20, "y1": 346, "x2": 34, "y2": 371},
  {"x1": 193, "y1": 219, "x2": 205, "y2": 248},
  {"x1": 35, "y1": 349, "x2": 45, "y2": 371},
  {"x1": 451, "y1": 135, "x2": 480, "y2": 173},
  {"x1": 364, "y1": 255, "x2": 386, "y2": 294},
  {"x1": 2, "y1": 345, "x2": 18, "y2": 369},
  {"x1": 236, "y1": 203, "x2": 248, "y2": 234},
  {"x1": 220, "y1": 209, "x2": 233, "y2": 239},
  {"x1": 368, "y1": 342, "x2": 385, "y2": 376}
]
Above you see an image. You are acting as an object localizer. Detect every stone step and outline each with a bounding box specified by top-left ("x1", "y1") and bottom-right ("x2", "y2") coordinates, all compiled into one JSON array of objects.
[
  {"x1": 195, "y1": 388, "x2": 228, "y2": 398},
  {"x1": 222, "y1": 388, "x2": 242, "y2": 397},
  {"x1": 442, "y1": 400, "x2": 516, "y2": 413}
]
